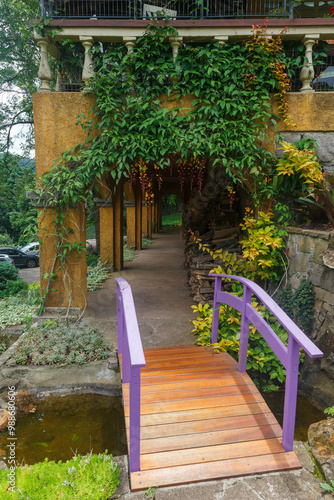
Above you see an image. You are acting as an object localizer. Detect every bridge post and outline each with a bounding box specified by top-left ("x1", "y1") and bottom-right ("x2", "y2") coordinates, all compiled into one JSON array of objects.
[
  {"x1": 211, "y1": 276, "x2": 222, "y2": 343},
  {"x1": 129, "y1": 365, "x2": 141, "y2": 472},
  {"x1": 238, "y1": 284, "x2": 252, "y2": 372},
  {"x1": 282, "y1": 335, "x2": 300, "y2": 451}
]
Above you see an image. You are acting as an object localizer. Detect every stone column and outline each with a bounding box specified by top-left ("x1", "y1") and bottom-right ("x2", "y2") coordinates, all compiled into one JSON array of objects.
[
  {"x1": 113, "y1": 181, "x2": 124, "y2": 271},
  {"x1": 147, "y1": 205, "x2": 153, "y2": 240},
  {"x1": 123, "y1": 36, "x2": 136, "y2": 53},
  {"x1": 35, "y1": 203, "x2": 87, "y2": 313},
  {"x1": 95, "y1": 197, "x2": 114, "y2": 265},
  {"x1": 36, "y1": 35, "x2": 52, "y2": 92},
  {"x1": 300, "y1": 35, "x2": 320, "y2": 93},
  {"x1": 125, "y1": 201, "x2": 136, "y2": 247},
  {"x1": 134, "y1": 183, "x2": 142, "y2": 250},
  {"x1": 142, "y1": 202, "x2": 148, "y2": 236},
  {"x1": 169, "y1": 36, "x2": 183, "y2": 63},
  {"x1": 80, "y1": 36, "x2": 94, "y2": 86}
]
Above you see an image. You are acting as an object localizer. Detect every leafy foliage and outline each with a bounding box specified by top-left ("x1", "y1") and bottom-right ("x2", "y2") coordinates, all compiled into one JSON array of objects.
[
  {"x1": 0, "y1": 0, "x2": 39, "y2": 155},
  {"x1": 0, "y1": 452, "x2": 119, "y2": 499},
  {"x1": 240, "y1": 211, "x2": 287, "y2": 283},
  {"x1": 191, "y1": 283, "x2": 298, "y2": 391},
  {"x1": 0, "y1": 153, "x2": 37, "y2": 243},
  {"x1": 0, "y1": 282, "x2": 40, "y2": 329},
  {"x1": 38, "y1": 22, "x2": 291, "y2": 208},
  {"x1": 6, "y1": 319, "x2": 110, "y2": 366},
  {"x1": 87, "y1": 262, "x2": 112, "y2": 291},
  {"x1": 0, "y1": 261, "x2": 19, "y2": 289},
  {"x1": 276, "y1": 281, "x2": 315, "y2": 334}
]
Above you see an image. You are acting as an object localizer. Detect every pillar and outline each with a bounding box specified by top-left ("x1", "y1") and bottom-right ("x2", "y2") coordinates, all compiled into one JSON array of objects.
[
  {"x1": 125, "y1": 201, "x2": 136, "y2": 247},
  {"x1": 147, "y1": 205, "x2": 153, "y2": 240},
  {"x1": 300, "y1": 35, "x2": 320, "y2": 93},
  {"x1": 142, "y1": 202, "x2": 148, "y2": 236},
  {"x1": 80, "y1": 36, "x2": 94, "y2": 86},
  {"x1": 38, "y1": 203, "x2": 87, "y2": 312},
  {"x1": 113, "y1": 180, "x2": 124, "y2": 271},
  {"x1": 134, "y1": 183, "x2": 142, "y2": 250},
  {"x1": 95, "y1": 197, "x2": 114, "y2": 265},
  {"x1": 35, "y1": 34, "x2": 52, "y2": 92}
]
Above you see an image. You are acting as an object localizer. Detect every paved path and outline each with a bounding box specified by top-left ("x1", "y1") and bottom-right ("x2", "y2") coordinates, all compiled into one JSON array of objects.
[{"x1": 85, "y1": 227, "x2": 195, "y2": 349}]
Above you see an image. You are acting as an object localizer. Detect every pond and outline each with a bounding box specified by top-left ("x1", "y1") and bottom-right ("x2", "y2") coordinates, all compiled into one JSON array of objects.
[
  {"x1": 0, "y1": 393, "x2": 127, "y2": 465},
  {"x1": 262, "y1": 391, "x2": 325, "y2": 442}
]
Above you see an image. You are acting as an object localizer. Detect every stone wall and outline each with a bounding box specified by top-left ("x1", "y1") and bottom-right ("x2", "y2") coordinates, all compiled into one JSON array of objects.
[{"x1": 286, "y1": 227, "x2": 334, "y2": 408}]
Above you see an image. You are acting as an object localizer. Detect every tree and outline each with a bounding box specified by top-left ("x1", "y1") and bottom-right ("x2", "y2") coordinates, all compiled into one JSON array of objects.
[
  {"x1": 0, "y1": 153, "x2": 37, "y2": 243},
  {"x1": 0, "y1": 0, "x2": 40, "y2": 156}
]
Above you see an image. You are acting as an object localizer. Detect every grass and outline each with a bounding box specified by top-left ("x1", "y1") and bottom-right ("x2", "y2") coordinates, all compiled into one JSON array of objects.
[
  {"x1": 162, "y1": 212, "x2": 182, "y2": 226},
  {"x1": 0, "y1": 452, "x2": 119, "y2": 499}
]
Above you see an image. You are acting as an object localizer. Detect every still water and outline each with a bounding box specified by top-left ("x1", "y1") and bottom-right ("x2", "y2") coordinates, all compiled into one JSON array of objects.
[{"x1": 0, "y1": 393, "x2": 127, "y2": 465}]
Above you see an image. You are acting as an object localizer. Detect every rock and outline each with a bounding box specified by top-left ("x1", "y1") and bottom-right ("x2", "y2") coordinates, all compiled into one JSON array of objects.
[
  {"x1": 0, "y1": 409, "x2": 8, "y2": 431},
  {"x1": 0, "y1": 461, "x2": 7, "y2": 470},
  {"x1": 322, "y1": 250, "x2": 334, "y2": 269},
  {"x1": 308, "y1": 418, "x2": 334, "y2": 482},
  {"x1": 4, "y1": 390, "x2": 36, "y2": 414}
]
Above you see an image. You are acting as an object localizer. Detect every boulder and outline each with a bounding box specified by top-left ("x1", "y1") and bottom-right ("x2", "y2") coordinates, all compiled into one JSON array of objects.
[
  {"x1": 0, "y1": 409, "x2": 8, "y2": 431},
  {"x1": 308, "y1": 418, "x2": 334, "y2": 482}
]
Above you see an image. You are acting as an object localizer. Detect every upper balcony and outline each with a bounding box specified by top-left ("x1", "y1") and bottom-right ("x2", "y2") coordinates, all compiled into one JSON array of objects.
[{"x1": 40, "y1": 0, "x2": 334, "y2": 20}]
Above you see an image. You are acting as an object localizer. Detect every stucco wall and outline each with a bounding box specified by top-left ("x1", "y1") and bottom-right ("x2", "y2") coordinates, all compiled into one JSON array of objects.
[{"x1": 286, "y1": 227, "x2": 334, "y2": 408}]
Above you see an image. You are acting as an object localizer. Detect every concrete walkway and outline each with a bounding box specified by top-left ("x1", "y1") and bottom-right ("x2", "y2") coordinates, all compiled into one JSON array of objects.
[
  {"x1": 84, "y1": 228, "x2": 329, "y2": 500},
  {"x1": 84, "y1": 227, "x2": 195, "y2": 349}
]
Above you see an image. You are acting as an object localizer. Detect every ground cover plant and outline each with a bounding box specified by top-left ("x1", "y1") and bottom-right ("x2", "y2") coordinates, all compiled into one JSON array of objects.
[
  {"x1": 6, "y1": 320, "x2": 110, "y2": 366},
  {"x1": 0, "y1": 452, "x2": 119, "y2": 499},
  {"x1": 0, "y1": 282, "x2": 40, "y2": 331}
]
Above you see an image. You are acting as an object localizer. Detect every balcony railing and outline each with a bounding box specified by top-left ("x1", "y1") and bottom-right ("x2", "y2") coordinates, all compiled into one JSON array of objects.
[{"x1": 40, "y1": 0, "x2": 292, "y2": 19}]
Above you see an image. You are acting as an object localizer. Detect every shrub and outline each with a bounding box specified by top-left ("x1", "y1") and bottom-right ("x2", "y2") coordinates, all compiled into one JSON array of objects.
[
  {"x1": 192, "y1": 283, "x2": 304, "y2": 392},
  {"x1": 6, "y1": 320, "x2": 110, "y2": 366},
  {"x1": 86, "y1": 253, "x2": 99, "y2": 267},
  {"x1": 0, "y1": 452, "x2": 119, "y2": 500},
  {"x1": 0, "y1": 261, "x2": 19, "y2": 290},
  {"x1": 0, "y1": 278, "x2": 28, "y2": 298},
  {"x1": 0, "y1": 232, "x2": 14, "y2": 246}
]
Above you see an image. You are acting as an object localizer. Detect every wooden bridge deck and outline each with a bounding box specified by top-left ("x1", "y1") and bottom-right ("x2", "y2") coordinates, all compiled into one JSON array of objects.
[{"x1": 121, "y1": 344, "x2": 301, "y2": 491}]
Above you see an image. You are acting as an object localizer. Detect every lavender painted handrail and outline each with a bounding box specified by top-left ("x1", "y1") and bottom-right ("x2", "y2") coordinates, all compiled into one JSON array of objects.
[
  {"x1": 115, "y1": 278, "x2": 146, "y2": 473},
  {"x1": 211, "y1": 274, "x2": 323, "y2": 452}
]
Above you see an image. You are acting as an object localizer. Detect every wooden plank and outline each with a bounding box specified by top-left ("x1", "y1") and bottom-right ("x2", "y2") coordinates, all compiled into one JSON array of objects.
[
  {"x1": 125, "y1": 402, "x2": 272, "y2": 427},
  {"x1": 125, "y1": 374, "x2": 252, "y2": 394},
  {"x1": 130, "y1": 452, "x2": 301, "y2": 490},
  {"x1": 139, "y1": 370, "x2": 249, "y2": 386},
  {"x1": 140, "y1": 356, "x2": 236, "y2": 372},
  {"x1": 123, "y1": 381, "x2": 258, "y2": 405},
  {"x1": 140, "y1": 437, "x2": 285, "y2": 470},
  {"x1": 138, "y1": 412, "x2": 279, "y2": 440},
  {"x1": 140, "y1": 424, "x2": 283, "y2": 454},
  {"x1": 139, "y1": 364, "x2": 241, "y2": 380},
  {"x1": 124, "y1": 393, "x2": 264, "y2": 417}
]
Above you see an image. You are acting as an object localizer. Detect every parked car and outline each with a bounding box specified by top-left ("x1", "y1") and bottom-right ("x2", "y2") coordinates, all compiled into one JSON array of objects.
[
  {"x1": 0, "y1": 254, "x2": 15, "y2": 265},
  {"x1": 0, "y1": 247, "x2": 39, "y2": 268},
  {"x1": 20, "y1": 242, "x2": 39, "y2": 256}
]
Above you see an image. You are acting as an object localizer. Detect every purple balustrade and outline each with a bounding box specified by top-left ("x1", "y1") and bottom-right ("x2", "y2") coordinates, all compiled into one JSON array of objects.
[
  {"x1": 115, "y1": 278, "x2": 146, "y2": 473},
  {"x1": 210, "y1": 274, "x2": 323, "y2": 452}
]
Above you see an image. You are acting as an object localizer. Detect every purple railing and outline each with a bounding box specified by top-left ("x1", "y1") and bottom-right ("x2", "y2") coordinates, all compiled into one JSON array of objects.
[
  {"x1": 211, "y1": 274, "x2": 323, "y2": 452},
  {"x1": 115, "y1": 277, "x2": 146, "y2": 473}
]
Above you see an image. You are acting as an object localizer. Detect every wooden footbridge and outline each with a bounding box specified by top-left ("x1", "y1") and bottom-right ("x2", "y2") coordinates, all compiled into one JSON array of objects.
[{"x1": 115, "y1": 275, "x2": 323, "y2": 491}]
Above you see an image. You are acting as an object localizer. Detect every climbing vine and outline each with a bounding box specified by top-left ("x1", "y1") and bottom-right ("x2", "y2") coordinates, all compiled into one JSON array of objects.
[{"x1": 36, "y1": 21, "x2": 295, "y2": 309}]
